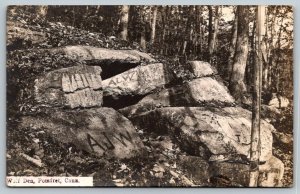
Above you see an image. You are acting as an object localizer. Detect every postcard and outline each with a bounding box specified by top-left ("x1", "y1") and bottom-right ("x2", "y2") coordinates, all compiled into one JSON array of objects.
[{"x1": 6, "y1": 5, "x2": 293, "y2": 187}]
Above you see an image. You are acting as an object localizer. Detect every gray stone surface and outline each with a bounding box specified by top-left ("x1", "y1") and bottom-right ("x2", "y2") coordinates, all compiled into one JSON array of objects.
[
  {"x1": 120, "y1": 77, "x2": 235, "y2": 118},
  {"x1": 20, "y1": 108, "x2": 145, "y2": 159},
  {"x1": 52, "y1": 45, "x2": 156, "y2": 63},
  {"x1": 185, "y1": 61, "x2": 217, "y2": 78},
  {"x1": 132, "y1": 107, "x2": 275, "y2": 162},
  {"x1": 34, "y1": 65, "x2": 103, "y2": 108},
  {"x1": 102, "y1": 63, "x2": 174, "y2": 98}
]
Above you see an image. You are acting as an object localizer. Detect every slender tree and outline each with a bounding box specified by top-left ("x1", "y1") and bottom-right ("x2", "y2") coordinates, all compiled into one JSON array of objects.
[
  {"x1": 262, "y1": 6, "x2": 270, "y2": 90},
  {"x1": 207, "y1": 5, "x2": 213, "y2": 59},
  {"x1": 267, "y1": 7, "x2": 277, "y2": 88},
  {"x1": 175, "y1": 6, "x2": 183, "y2": 55},
  {"x1": 120, "y1": 5, "x2": 130, "y2": 41},
  {"x1": 227, "y1": 7, "x2": 238, "y2": 81},
  {"x1": 209, "y1": 6, "x2": 220, "y2": 57},
  {"x1": 164, "y1": 6, "x2": 171, "y2": 55},
  {"x1": 249, "y1": 5, "x2": 264, "y2": 187},
  {"x1": 274, "y1": 7, "x2": 284, "y2": 95},
  {"x1": 182, "y1": 6, "x2": 194, "y2": 55},
  {"x1": 246, "y1": 18, "x2": 256, "y2": 90},
  {"x1": 195, "y1": 6, "x2": 202, "y2": 56},
  {"x1": 229, "y1": 6, "x2": 249, "y2": 102},
  {"x1": 160, "y1": 6, "x2": 167, "y2": 54},
  {"x1": 140, "y1": 6, "x2": 147, "y2": 50},
  {"x1": 150, "y1": 6, "x2": 158, "y2": 45}
]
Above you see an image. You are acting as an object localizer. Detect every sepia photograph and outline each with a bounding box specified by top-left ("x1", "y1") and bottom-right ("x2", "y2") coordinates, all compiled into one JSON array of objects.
[{"x1": 6, "y1": 5, "x2": 293, "y2": 187}]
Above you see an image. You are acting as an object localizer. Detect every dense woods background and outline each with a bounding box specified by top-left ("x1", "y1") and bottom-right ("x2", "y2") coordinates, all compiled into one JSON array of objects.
[
  {"x1": 8, "y1": 5, "x2": 293, "y2": 103},
  {"x1": 6, "y1": 5, "x2": 293, "y2": 187}
]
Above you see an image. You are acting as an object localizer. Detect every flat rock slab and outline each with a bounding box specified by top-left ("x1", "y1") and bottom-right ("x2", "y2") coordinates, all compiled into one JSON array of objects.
[
  {"x1": 52, "y1": 46, "x2": 156, "y2": 63},
  {"x1": 35, "y1": 65, "x2": 103, "y2": 108},
  {"x1": 19, "y1": 108, "x2": 145, "y2": 159},
  {"x1": 120, "y1": 77, "x2": 235, "y2": 118},
  {"x1": 102, "y1": 63, "x2": 174, "y2": 99},
  {"x1": 132, "y1": 107, "x2": 274, "y2": 162}
]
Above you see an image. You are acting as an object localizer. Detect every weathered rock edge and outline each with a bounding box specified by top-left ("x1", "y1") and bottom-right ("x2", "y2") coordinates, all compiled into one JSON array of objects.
[{"x1": 19, "y1": 108, "x2": 145, "y2": 159}]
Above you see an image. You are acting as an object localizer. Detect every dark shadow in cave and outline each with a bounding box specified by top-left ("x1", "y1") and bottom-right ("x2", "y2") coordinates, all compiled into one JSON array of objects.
[
  {"x1": 86, "y1": 59, "x2": 140, "y2": 80},
  {"x1": 103, "y1": 94, "x2": 147, "y2": 110}
]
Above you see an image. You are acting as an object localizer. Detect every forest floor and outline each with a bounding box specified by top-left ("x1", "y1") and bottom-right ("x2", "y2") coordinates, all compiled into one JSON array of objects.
[{"x1": 6, "y1": 108, "x2": 294, "y2": 187}]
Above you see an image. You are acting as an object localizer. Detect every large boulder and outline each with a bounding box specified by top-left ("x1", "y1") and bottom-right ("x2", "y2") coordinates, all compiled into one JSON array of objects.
[
  {"x1": 102, "y1": 63, "x2": 175, "y2": 100},
  {"x1": 25, "y1": 46, "x2": 156, "y2": 80},
  {"x1": 52, "y1": 46, "x2": 156, "y2": 63},
  {"x1": 132, "y1": 107, "x2": 275, "y2": 162},
  {"x1": 120, "y1": 77, "x2": 235, "y2": 118},
  {"x1": 34, "y1": 65, "x2": 103, "y2": 108},
  {"x1": 19, "y1": 108, "x2": 145, "y2": 159},
  {"x1": 51, "y1": 46, "x2": 156, "y2": 79}
]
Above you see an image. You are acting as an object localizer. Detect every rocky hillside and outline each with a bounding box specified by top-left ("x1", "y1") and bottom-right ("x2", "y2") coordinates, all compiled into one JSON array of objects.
[{"x1": 6, "y1": 11, "x2": 293, "y2": 187}]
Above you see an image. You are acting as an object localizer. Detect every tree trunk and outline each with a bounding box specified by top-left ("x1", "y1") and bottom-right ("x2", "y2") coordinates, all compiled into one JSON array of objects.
[
  {"x1": 246, "y1": 19, "x2": 256, "y2": 90},
  {"x1": 140, "y1": 7, "x2": 146, "y2": 50},
  {"x1": 182, "y1": 6, "x2": 194, "y2": 55},
  {"x1": 267, "y1": 8, "x2": 276, "y2": 90},
  {"x1": 176, "y1": 6, "x2": 182, "y2": 55},
  {"x1": 195, "y1": 6, "x2": 202, "y2": 56},
  {"x1": 260, "y1": 7, "x2": 268, "y2": 91},
  {"x1": 120, "y1": 5, "x2": 130, "y2": 41},
  {"x1": 262, "y1": 7, "x2": 269, "y2": 90},
  {"x1": 209, "y1": 6, "x2": 219, "y2": 57},
  {"x1": 150, "y1": 6, "x2": 158, "y2": 45},
  {"x1": 200, "y1": 8, "x2": 205, "y2": 59},
  {"x1": 229, "y1": 6, "x2": 249, "y2": 102},
  {"x1": 262, "y1": 64, "x2": 269, "y2": 91},
  {"x1": 162, "y1": 6, "x2": 171, "y2": 55},
  {"x1": 160, "y1": 6, "x2": 166, "y2": 54},
  {"x1": 249, "y1": 5, "x2": 264, "y2": 187},
  {"x1": 227, "y1": 7, "x2": 238, "y2": 81},
  {"x1": 140, "y1": 29, "x2": 146, "y2": 50},
  {"x1": 275, "y1": 12, "x2": 284, "y2": 94},
  {"x1": 207, "y1": 6, "x2": 213, "y2": 59}
]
